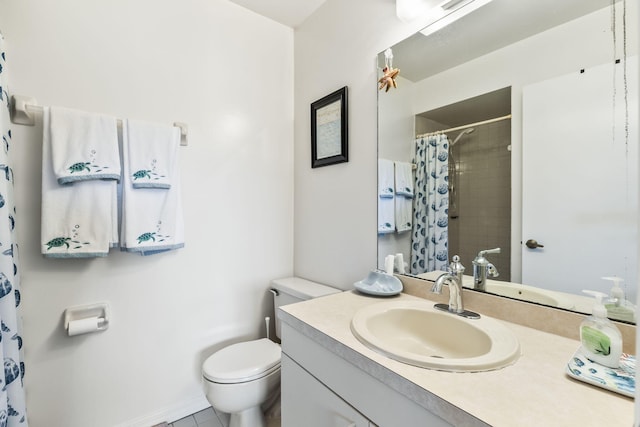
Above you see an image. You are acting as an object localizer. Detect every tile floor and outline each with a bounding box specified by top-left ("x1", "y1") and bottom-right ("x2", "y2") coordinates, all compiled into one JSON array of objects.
[{"x1": 167, "y1": 407, "x2": 280, "y2": 427}]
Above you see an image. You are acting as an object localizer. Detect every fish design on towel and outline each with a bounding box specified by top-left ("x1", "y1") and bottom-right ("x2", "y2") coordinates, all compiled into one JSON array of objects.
[
  {"x1": 67, "y1": 159, "x2": 113, "y2": 176},
  {"x1": 136, "y1": 231, "x2": 171, "y2": 244},
  {"x1": 131, "y1": 163, "x2": 167, "y2": 185},
  {"x1": 44, "y1": 236, "x2": 91, "y2": 251}
]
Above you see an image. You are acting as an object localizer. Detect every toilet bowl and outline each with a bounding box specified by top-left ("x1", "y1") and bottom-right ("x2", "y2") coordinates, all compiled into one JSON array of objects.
[
  {"x1": 202, "y1": 277, "x2": 340, "y2": 427},
  {"x1": 202, "y1": 338, "x2": 281, "y2": 427}
]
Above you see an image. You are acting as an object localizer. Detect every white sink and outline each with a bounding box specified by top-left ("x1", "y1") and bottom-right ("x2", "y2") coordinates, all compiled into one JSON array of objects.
[
  {"x1": 481, "y1": 281, "x2": 574, "y2": 309},
  {"x1": 351, "y1": 300, "x2": 520, "y2": 372}
]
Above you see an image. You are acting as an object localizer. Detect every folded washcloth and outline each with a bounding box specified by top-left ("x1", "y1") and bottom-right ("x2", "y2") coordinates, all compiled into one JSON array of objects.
[
  {"x1": 49, "y1": 106, "x2": 120, "y2": 184},
  {"x1": 395, "y1": 196, "x2": 412, "y2": 233},
  {"x1": 378, "y1": 196, "x2": 395, "y2": 234},
  {"x1": 41, "y1": 108, "x2": 118, "y2": 258},
  {"x1": 125, "y1": 119, "x2": 180, "y2": 189},
  {"x1": 394, "y1": 161, "x2": 414, "y2": 198},
  {"x1": 120, "y1": 120, "x2": 184, "y2": 255},
  {"x1": 378, "y1": 159, "x2": 394, "y2": 198}
]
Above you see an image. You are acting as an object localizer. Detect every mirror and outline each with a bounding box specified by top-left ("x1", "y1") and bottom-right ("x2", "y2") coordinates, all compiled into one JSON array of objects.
[{"x1": 377, "y1": 0, "x2": 638, "y2": 323}]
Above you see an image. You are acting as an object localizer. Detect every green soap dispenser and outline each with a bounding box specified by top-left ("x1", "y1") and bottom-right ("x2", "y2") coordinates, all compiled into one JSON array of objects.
[
  {"x1": 602, "y1": 276, "x2": 636, "y2": 323},
  {"x1": 580, "y1": 290, "x2": 622, "y2": 368}
]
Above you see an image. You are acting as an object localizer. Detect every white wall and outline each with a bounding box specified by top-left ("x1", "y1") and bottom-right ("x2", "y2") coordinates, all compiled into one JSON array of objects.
[
  {"x1": 293, "y1": 0, "x2": 439, "y2": 289},
  {"x1": 0, "y1": 0, "x2": 293, "y2": 426}
]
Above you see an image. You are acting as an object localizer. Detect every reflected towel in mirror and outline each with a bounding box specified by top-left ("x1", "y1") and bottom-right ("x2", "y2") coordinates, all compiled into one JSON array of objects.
[
  {"x1": 378, "y1": 159, "x2": 394, "y2": 198},
  {"x1": 378, "y1": 196, "x2": 395, "y2": 234},
  {"x1": 394, "y1": 161, "x2": 414, "y2": 197}
]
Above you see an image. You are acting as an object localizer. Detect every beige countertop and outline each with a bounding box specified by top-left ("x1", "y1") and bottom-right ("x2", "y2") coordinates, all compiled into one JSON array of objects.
[{"x1": 279, "y1": 290, "x2": 634, "y2": 427}]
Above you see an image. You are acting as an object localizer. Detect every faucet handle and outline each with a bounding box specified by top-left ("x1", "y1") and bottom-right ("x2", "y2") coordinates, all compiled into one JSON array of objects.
[
  {"x1": 474, "y1": 248, "x2": 501, "y2": 267},
  {"x1": 478, "y1": 247, "x2": 501, "y2": 256},
  {"x1": 487, "y1": 263, "x2": 500, "y2": 278}
]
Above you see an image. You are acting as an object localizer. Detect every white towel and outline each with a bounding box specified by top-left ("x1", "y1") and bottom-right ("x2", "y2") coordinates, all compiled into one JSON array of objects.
[
  {"x1": 121, "y1": 120, "x2": 184, "y2": 255},
  {"x1": 378, "y1": 159, "x2": 394, "y2": 198},
  {"x1": 395, "y1": 196, "x2": 412, "y2": 233},
  {"x1": 125, "y1": 119, "x2": 180, "y2": 189},
  {"x1": 49, "y1": 106, "x2": 120, "y2": 184},
  {"x1": 41, "y1": 108, "x2": 118, "y2": 258},
  {"x1": 378, "y1": 196, "x2": 395, "y2": 234},
  {"x1": 394, "y1": 161, "x2": 414, "y2": 198}
]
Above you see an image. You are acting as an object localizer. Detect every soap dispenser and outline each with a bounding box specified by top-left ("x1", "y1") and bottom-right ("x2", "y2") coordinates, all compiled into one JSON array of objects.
[
  {"x1": 579, "y1": 290, "x2": 622, "y2": 368},
  {"x1": 603, "y1": 276, "x2": 636, "y2": 323}
]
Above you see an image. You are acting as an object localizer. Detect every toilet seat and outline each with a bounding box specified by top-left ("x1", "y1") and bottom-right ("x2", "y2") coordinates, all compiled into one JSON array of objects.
[{"x1": 203, "y1": 338, "x2": 281, "y2": 384}]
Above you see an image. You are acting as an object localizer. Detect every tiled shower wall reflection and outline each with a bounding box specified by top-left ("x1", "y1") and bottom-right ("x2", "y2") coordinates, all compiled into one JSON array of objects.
[{"x1": 447, "y1": 120, "x2": 511, "y2": 281}]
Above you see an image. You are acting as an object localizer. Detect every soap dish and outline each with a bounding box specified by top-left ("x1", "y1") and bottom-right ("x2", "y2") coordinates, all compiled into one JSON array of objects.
[
  {"x1": 566, "y1": 349, "x2": 635, "y2": 397},
  {"x1": 354, "y1": 270, "x2": 403, "y2": 296}
]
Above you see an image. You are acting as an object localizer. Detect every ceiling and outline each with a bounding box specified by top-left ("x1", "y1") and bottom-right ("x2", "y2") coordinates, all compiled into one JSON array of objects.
[
  {"x1": 382, "y1": 0, "x2": 613, "y2": 83},
  {"x1": 228, "y1": 0, "x2": 327, "y2": 28}
]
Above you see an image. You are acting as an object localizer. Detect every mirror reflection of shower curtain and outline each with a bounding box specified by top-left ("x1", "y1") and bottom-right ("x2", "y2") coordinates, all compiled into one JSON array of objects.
[{"x1": 410, "y1": 135, "x2": 449, "y2": 274}]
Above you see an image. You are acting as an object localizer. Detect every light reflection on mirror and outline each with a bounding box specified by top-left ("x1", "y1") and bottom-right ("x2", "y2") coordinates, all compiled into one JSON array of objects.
[{"x1": 377, "y1": 0, "x2": 638, "y2": 323}]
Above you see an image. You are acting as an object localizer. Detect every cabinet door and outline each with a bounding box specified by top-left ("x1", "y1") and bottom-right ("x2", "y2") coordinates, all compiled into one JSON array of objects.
[{"x1": 281, "y1": 354, "x2": 370, "y2": 427}]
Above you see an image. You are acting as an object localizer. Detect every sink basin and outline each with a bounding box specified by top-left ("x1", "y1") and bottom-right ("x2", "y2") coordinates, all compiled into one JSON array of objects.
[
  {"x1": 351, "y1": 300, "x2": 520, "y2": 372},
  {"x1": 481, "y1": 281, "x2": 574, "y2": 310}
]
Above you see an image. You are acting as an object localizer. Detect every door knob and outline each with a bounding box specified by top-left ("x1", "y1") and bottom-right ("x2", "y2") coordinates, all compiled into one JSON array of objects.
[{"x1": 525, "y1": 239, "x2": 544, "y2": 249}]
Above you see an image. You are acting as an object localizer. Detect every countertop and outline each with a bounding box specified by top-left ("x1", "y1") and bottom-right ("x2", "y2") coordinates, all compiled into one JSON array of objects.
[{"x1": 279, "y1": 290, "x2": 634, "y2": 427}]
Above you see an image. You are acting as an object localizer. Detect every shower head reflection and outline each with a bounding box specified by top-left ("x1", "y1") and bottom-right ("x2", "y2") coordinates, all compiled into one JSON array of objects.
[{"x1": 451, "y1": 128, "x2": 475, "y2": 147}]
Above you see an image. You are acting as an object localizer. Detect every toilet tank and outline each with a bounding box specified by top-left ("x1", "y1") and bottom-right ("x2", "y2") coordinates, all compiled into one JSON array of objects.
[{"x1": 271, "y1": 277, "x2": 340, "y2": 339}]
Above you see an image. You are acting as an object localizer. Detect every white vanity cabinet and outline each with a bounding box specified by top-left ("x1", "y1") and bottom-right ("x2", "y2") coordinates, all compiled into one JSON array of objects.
[
  {"x1": 282, "y1": 354, "x2": 373, "y2": 427},
  {"x1": 280, "y1": 322, "x2": 454, "y2": 427}
]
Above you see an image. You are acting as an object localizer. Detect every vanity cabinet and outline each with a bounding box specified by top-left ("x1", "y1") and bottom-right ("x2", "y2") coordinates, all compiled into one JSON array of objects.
[
  {"x1": 280, "y1": 322, "x2": 453, "y2": 427},
  {"x1": 282, "y1": 354, "x2": 373, "y2": 427}
]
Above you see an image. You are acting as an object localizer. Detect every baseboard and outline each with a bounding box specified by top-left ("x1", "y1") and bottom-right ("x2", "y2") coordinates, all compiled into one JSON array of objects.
[{"x1": 113, "y1": 394, "x2": 210, "y2": 427}]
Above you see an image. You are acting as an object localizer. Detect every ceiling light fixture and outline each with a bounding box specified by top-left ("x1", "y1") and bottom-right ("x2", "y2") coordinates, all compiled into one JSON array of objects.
[
  {"x1": 440, "y1": 0, "x2": 468, "y2": 10},
  {"x1": 419, "y1": 0, "x2": 493, "y2": 37},
  {"x1": 395, "y1": 0, "x2": 493, "y2": 30},
  {"x1": 396, "y1": 0, "x2": 441, "y2": 23}
]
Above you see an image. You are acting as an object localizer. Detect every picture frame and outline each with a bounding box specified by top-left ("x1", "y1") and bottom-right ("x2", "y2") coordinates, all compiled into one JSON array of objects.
[{"x1": 310, "y1": 86, "x2": 348, "y2": 168}]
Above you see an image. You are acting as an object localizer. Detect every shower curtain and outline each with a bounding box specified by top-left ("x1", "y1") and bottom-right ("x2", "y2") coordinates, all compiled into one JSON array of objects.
[
  {"x1": 410, "y1": 134, "x2": 449, "y2": 274},
  {"x1": 0, "y1": 36, "x2": 28, "y2": 426}
]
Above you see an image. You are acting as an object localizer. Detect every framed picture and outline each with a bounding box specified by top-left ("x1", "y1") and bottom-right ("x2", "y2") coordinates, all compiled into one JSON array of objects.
[{"x1": 310, "y1": 86, "x2": 348, "y2": 168}]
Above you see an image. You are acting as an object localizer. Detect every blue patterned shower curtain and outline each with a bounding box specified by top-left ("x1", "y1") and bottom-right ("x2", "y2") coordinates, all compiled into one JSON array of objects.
[
  {"x1": 0, "y1": 36, "x2": 28, "y2": 426},
  {"x1": 410, "y1": 135, "x2": 449, "y2": 274}
]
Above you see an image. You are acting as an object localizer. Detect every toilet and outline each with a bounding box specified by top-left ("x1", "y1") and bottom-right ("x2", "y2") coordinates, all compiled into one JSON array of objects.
[{"x1": 202, "y1": 277, "x2": 340, "y2": 427}]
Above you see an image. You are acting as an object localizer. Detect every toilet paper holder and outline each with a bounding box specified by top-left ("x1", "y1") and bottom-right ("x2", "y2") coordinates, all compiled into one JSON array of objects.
[{"x1": 64, "y1": 302, "x2": 110, "y2": 336}]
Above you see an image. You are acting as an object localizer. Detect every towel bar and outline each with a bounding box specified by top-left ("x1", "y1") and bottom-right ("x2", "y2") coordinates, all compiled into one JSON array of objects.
[{"x1": 9, "y1": 94, "x2": 189, "y2": 146}]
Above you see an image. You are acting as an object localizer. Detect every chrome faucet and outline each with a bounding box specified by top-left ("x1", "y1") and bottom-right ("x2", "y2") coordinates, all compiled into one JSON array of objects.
[
  {"x1": 431, "y1": 255, "x2": 480, "y2": 319},
  {"x1": 472, "y1": 248, "x2": 501, "y2": 291}
]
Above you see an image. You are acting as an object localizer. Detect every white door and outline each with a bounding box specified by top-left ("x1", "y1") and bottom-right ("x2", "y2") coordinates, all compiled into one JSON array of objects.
[{"x1": 522, "y1": 57, "x2": 638, "y2": 300}]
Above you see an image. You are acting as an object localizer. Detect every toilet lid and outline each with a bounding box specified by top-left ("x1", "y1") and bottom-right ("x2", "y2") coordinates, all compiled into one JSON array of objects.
[{"x1": 203, "y1": 338, "x2": 281, "y2": 383}]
